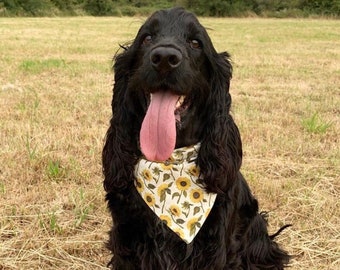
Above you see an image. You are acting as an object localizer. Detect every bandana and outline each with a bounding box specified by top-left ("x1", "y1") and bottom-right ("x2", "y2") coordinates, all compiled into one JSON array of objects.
[{"x1": 134, "y1": 143, "x2": 217, "y2": 244}]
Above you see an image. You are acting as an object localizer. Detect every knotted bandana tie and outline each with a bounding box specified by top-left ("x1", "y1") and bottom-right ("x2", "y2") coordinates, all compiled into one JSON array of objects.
[{"x1": 134, "y1": 143, "x2": 217, "y2": 244}]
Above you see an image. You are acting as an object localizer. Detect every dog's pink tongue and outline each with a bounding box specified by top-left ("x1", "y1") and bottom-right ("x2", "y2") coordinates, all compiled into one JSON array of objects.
[{"x1": 140, "y1": 91, "x2": 179, "y2": 161}]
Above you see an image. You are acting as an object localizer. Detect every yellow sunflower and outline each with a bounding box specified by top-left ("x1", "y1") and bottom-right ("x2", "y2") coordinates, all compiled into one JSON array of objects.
[
  {"x1": 187, "y1": 217, "x2": 200, "y2": 231},
  {"x1": 144, "y1": 193, "x2": 155, "y2": 207},
  {"x1": 176, "y1": 177, "x2": 191, "y2": 191},
  {"x1": 173, "y1": 228, "x2": 184, "y2": 239},
  {"x1": 141, "y1": 169, "x2": 153, "y2": 181},
  {"x1": 160, "y1": 158, "x2": 174, "y2": 170},
  {"x1": 169, "y1": 205, "x2": 181, "y2": 217},
  {"x1": 190, "y1": 189, "x2": 204, "y2": 203},
  {"x1": 188, "y1": 165, "x2": 200, "y2": 177},
  {"x1": 135, "y1": 178, "x2": 144, "y2": 193},
  {"x1": 159, "y1": 215, "x2": 172, "y2": 226},
  {"x1": 157, "y1": 183, "x2": 169, "y2": 197}
]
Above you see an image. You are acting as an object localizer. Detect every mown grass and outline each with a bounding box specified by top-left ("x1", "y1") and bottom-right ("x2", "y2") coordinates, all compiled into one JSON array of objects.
[{"x1": 0, "y1": 16, "x2": 339, "y2": 269}]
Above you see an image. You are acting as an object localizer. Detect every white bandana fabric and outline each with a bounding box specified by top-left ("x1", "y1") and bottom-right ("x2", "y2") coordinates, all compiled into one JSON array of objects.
[{"x1": 134, "y1": 143, "x2": 217, "y2": 244}]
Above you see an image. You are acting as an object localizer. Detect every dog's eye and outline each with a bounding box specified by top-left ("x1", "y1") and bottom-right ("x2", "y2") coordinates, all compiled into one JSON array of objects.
[
  {"x1": 143, "y1": 35, "x2": 153, "y2": 45},
  {"x1": 189, "y1": 39, "x2": 201, "y2": 49}
]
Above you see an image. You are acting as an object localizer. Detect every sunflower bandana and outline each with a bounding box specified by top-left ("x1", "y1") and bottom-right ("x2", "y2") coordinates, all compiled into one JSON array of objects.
[{"x1": 134, "y1": 143, "x2": 217, "y2": 244}]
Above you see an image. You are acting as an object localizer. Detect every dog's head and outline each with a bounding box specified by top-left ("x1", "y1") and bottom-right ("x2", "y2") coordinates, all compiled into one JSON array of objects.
[
  {"x1": 106, "y1": 8, "x2": 241, "y2": 193},
  {"x1": 115, "y1": 7, "x2": 233, "y2": 161}
]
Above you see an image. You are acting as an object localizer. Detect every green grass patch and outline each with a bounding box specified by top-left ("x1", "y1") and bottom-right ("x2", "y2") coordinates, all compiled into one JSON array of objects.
[
  {"x1": 72, "y1": 188, "x2": 94, "y2": 228},
  {"x1": 0, "y1": 182, "x2": 5, "y2": 194},
  {"x1": 302, "y1": 112, "x2": 332, "y2": 134},
  {"x1": 47, "y1": 160, "x2": 64, "y2": 180},
  {"x1": 39, "y1": 211, "x2": 62, "y2": 234},
  {"x1": 25, "y1": 133, "x2": 38, "y2": 160},
  {"x1": 19, "y1": 58, "x2": 66, "y2": 73}
]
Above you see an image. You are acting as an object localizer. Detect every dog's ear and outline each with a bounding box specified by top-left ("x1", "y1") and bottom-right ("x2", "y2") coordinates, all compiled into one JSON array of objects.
[
  {"x1": 102, "y1": 46, "x2": 140, "y2": 193},
  {"x1": 197, "y1": 51, "x2": 242, "y2": 193}
]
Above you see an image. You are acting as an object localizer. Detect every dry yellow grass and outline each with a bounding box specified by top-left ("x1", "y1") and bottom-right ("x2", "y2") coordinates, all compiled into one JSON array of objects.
[{"x1": 0, "y1": 16, "x2": 339, "y2": 269}]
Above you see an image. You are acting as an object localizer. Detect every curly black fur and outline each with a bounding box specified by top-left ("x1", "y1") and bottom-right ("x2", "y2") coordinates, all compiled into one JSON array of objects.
[{"x1": 102, "y1": 7, "x2": 290, "y2": 270}]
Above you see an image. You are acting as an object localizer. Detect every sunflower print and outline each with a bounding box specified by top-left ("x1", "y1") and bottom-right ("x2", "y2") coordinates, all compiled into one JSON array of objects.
[
  {"x1": 173, "y1": 228, "x2": 185, "y2": 239},
  {"x1": 188, "y1": 165, "x2": 200, "y2": 177},
  {"x1": 142, "y1": 169, "x2": 152, "y2": 181},
  {"x1": 160, "y1": 157, "x2": 175, "y2": 170},
  {"x1": 157, "y1": 183, "x2": 169, "y2": 197},
  {"x1": 176, "y1": 177, "x2": 191, "y2": 191},
  {"x1": 187, "y1": 217, "x2": 200, "y2": 230},
  {"x1": 159, "y1": 215, "x2": 172, "y2": 226},
  {"x1": 190, "y1": 189, "x2": 204, "y2": 203},
  {"x1": 134, "y1": 143, "x2": 217, "y2": 244},
  {"x1": 135, "y1": 177, "x2": 144, "y2": 193},
  {"x1": 161, "y1": 163, "x2": 173, "y2": 170},
  {"x1": 144, "y1": 193, "x2": 155, "y2": 207},
  {"x1": 169, "y1": 205, "x2": 181, "y2": 217}
]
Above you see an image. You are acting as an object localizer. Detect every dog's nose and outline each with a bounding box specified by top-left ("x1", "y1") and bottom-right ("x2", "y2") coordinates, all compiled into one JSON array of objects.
[{"x1": 150, "y1": 47, "x2": 182, "y2": 73}]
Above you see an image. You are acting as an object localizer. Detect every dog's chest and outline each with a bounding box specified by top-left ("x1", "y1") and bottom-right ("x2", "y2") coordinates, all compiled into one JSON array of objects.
[{"x1": 134, "y1": 143, "x2": 217, "y2": 244}]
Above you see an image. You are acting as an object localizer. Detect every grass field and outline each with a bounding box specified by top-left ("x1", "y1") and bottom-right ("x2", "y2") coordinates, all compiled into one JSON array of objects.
[{"x1": 0, "y1": 16, "x2": 339, "y2": 269}]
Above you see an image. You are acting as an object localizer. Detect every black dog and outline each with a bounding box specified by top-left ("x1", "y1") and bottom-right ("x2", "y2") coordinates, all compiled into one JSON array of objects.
[{"x1": 103, "y1": 7, "x2": 290, "y2": 269}]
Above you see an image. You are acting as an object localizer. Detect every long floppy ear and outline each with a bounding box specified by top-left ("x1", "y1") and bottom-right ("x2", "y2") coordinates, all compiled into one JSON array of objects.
[
  {"x1": 197, "y1": 51, "x2": 243, "y2": 193},
  {"x1": 102, "y1": 46, "x2": 141, "y2": 193}
]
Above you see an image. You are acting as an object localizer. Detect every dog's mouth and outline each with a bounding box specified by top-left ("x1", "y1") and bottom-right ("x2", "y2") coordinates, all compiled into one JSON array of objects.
[
  {"x1": 175, "y1": 95, "x2": 188, "y2": 122},
  {"x1": 140, "y1": 91, "x2": 189, "y2": 162}
]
